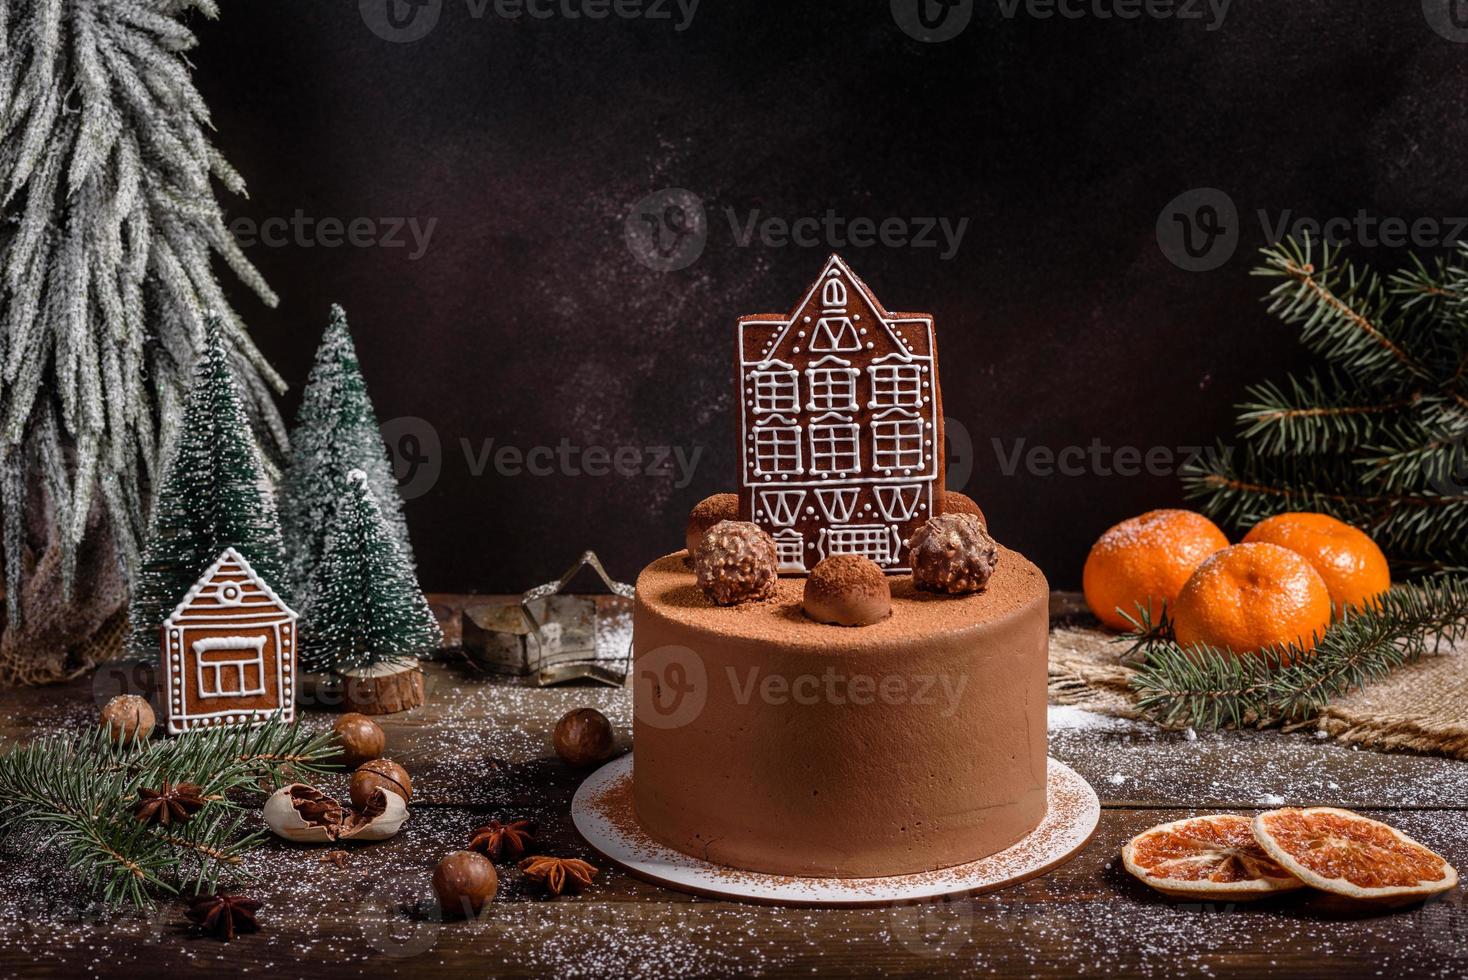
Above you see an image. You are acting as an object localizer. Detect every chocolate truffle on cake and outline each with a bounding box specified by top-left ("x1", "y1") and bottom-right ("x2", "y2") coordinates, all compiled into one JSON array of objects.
[
  {"x1": 685, "y1": 493, "x2": 738, "y2": 559},
  {"x1": 910, "y1": 513, "x2": 999, "y2": 595},
  {"x1": 694, "y1": 520, "x2": 778, "y2": 606},
  {"x1": 942, "y1": 490, "x2": 987, "y2": 530},
  {"x1": 803, "y1": 554, "x2": 892, "y2": 626}
]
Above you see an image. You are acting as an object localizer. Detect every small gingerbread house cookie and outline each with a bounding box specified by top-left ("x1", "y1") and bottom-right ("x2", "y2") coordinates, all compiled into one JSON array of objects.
[
  {"x1": 736, "y1": 254, "x2": 946, "y2": 573},
  {"x1": 160, "y1": 548, "x2": 297, "y2": 735}
]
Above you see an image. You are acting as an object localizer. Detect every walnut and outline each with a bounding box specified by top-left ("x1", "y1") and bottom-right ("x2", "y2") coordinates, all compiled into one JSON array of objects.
[
  {"x1": 909, "y1": 513, "x2": 999, "y2": 595},
  {"x1": 694, "y1": 520, "x2": 779, "y2": 606}
]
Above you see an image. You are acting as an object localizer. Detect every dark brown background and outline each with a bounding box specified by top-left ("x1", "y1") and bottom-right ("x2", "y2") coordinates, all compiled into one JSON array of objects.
[{"x1": 191, "y1": 0, "x2": 1468, "y2": 592}]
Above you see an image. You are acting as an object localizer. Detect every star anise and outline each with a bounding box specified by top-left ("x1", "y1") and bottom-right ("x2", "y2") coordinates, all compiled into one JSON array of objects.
[
  {"x1": 468, "y1": 819, "x2": 537, "y2": 860},
  {"x1": 133, "y1": 781, "x2": 207, "y2": 826},
  {"x1": 186, "y1": 892, "x2": 261, "y2": 941},
  {"x1": 518, "y1": 855, "x2": 598, "y2": 896}
]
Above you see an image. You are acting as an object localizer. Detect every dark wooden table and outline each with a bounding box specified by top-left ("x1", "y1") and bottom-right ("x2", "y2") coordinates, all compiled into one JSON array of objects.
[{"x1": 0, "y1": 593, "x2": 1463, "y2": 978}]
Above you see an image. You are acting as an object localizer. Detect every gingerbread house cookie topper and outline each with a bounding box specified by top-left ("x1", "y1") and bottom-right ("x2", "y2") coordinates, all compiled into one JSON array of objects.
[
  {"x1": 160, "y1": 547, "x2": 298, "y2": 735},
  {"x1": 737, "y1": 254, "x2": 946, "y2": 573}
]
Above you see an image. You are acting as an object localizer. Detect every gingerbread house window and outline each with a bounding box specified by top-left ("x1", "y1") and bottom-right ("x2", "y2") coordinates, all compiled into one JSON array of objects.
[
  {"x1": 773, "y1": 528, "x2": 805, "y2": 570},
  {"x1": 872, "y1": 410, "x2": 925, "y2": 471},
  {"x1": 750, "y1": 366, "x2": 799, "y2": 414},
  {"x1": 758, "y1": 489, "x2": 806, "y2": 527},
  {"x1": 809, "y1": 417, "x2": 860, "y2": 474},
  {"x1": 868, "y1": 362, "x2": 924, "y2": 407},
  {"x1": 753, "y1": 421, "x2": 802, "y2": 476},
  {"x1": 194, "y1": 636, "x2": 268, "y2": 698},
  {"x1": 821, "y1": 524, "x2": 894, "y2": 564},
  {"x1": 805, "y1": 357, "x2": 859, "y2": 412},
  {"x1": 812, "y1": 317, "x2": 862, "y2": 352},
  {"x1": 821, "y1": 277, "x2": 848, "y2": 308}
]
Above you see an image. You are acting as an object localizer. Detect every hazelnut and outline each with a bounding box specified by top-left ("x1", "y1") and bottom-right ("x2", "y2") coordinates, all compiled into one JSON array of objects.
[
  {"x1": 909, "y1": 513, "x2": 999, "y2": 595},
  {"x1": 694, "y1": 520, "x2": 778, "y2": 606},
  {"x1": 432, "y1": 850, "x2": 497, "y2": 919},
  {"x1": 803, "y1": 554, "x2": 891, "y2": 627},
  {"x1": 350, "y1": 759, "x2": 412, "y2": 810},
  {"x1": 99, "y1": 694, "x2": 155, "y2": 744},
  {"x1": 333, "y1": 713, "x2": 386, "y2": 768},
  {"x1": 685, "y1": 493, "x2": 738, "y2": 558},
  {"x1": 553, "y1": 708, "x2": 614, "y2": 767}
]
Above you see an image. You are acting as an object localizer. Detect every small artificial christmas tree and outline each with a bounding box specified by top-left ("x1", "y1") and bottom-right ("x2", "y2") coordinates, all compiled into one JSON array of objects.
[
  {"x1": 0, "y1": 0, "x2": 287, "y2": 684},
  {"x1": 279, "y1": 305, "x2": 413, "y2": 597},
  {"x1": 128, "y1": 318, "x2": 287, "y2": 657},
  {"x1": 300, "y1": 470, "x2": 440, "y2": 714}
]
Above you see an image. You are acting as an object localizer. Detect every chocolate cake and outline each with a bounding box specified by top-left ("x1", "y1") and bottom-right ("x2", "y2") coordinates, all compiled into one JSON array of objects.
[{"x1": 631, "y1": 256, "x2": 1049, "y2": 878}]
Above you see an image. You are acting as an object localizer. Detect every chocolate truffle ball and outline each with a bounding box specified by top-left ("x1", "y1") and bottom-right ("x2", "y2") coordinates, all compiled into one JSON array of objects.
[
  {"x1": 333, "y1": 712, "x2": 386, "y2": 769},
  {"x1": 350, "y1": 758, "x2": 413, "y2": 809},
  {"x1": 685, "y1": 493, "x2": 739, "y2": 559},
  {"x1": 433, "y1": 850, "x2": 498, "y2": 919},
  {"x1": 99, "y1": 694, "x2": 155, "y2": 744},
  {"x1": 694, "y1": 520, "x2": 779, "y2": 606},
  {"x1": 909, "y1": 513, "x2": 999, "y2": 595},
  {"x1": 942, "y1": 490, "x2": 987, "y2": 530},
  {"x1": 553, "y1": 707, "x2": 615, "y2": 767},
  {"x1": 803, "y1": 555, "x2": 892, "y2": 627}
]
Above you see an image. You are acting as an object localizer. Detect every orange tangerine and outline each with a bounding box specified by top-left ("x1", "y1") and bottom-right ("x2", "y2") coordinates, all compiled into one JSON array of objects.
[
  {"x1": 1170, "y1": 542, "x2": 1332, "y2": 659},
  {"x1": 1083, "y1": 509, "x2": 1229, "y2": 631},
  {"x1": 1243, "y1": 512, "x2": 1390, "y2": 614}
]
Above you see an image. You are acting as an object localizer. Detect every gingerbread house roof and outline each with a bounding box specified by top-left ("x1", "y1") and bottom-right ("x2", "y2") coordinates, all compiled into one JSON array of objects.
[{"x1": 164, "y1": 547, "x2": 296, "y2": 627}]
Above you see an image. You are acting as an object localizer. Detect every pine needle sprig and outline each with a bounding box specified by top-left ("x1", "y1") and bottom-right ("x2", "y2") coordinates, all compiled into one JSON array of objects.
[
  {"x1": 0, "y1": 719, "x2": 337, "y2": 907},
  {"x1": 1236, "y1": 370, "x2": 1418, "y2": 457},
  {"x1": 1129, "y1": 578, "x2": 1468, "y2": 730}
]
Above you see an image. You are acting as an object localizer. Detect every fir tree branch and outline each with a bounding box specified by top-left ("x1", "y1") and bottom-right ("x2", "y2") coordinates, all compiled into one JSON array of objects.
[
  {"x1": 0, "y1": 719, "x2": 338, "y2": 907},
  {"x1": 1254, "y1": 237, "x2": 1432, "y2": 382},
  {"x1": 1129, "y1": 578, "x2": 1468, "y2": 729}
]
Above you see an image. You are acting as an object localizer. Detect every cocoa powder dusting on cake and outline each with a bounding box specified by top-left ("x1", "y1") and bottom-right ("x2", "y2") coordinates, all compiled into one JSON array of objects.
[{"x1": 638, "y1": 544, "x2": 1046, "y2": 655}]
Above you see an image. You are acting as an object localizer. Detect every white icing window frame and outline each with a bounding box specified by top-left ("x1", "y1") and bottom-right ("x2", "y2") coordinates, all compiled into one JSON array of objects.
[
  {"x1": 868, "y1": 362, "x2": 924, "y2": 408},
  {"x1": 805, "y1": 356, "x2": 859, "y2": 412},
  {"x1": 872, "y1": 409, "x2": 926, "y2": 472},
  {"x1": 749, "y1": 365, "x2": 799, "y2": 415},
  {"x1": 808, "y1": 414, "x2": 861, "y2": 475},
  {"x1": 752, "y1": 419, "x2": 804, "y2": 477},
  {"x1": 193, "y1": 635, "x2": 268, "y2": 699}
]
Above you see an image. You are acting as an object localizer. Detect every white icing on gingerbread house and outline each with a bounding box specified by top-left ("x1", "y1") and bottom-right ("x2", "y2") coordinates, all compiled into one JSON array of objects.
[
  {"x1": 737, "y1": 255, "x2": 945, "y2": 573},
  {"x1": 160, "y1": 548, "x2": 297, "y2": 735}
]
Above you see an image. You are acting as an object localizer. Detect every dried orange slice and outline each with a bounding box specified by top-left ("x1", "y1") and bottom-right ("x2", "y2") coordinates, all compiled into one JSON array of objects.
[
  {"x1": 1122, "y1": 814, "x2": 1305, "y2": 901},
  {"x1": 1253, "y1": 807, "x2": 1458, "y2": 907}
]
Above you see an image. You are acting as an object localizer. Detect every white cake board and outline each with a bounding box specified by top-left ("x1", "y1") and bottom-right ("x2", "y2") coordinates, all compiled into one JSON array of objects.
[{"x1": 571, "y1": 754, "x2": 1099, "y2": 907}]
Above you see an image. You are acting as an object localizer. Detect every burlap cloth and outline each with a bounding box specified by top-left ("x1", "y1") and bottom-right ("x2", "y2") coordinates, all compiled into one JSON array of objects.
[{"x1": 1049, "y1": 624, "x2": 1468, "y2": 760}]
